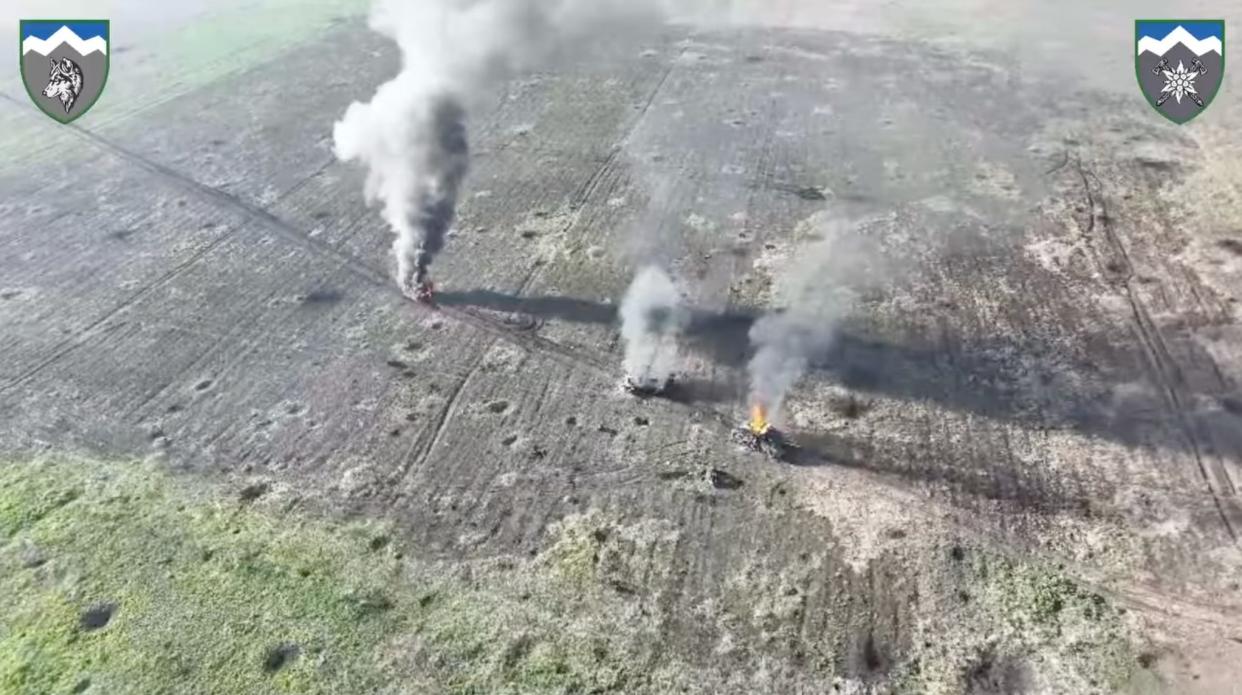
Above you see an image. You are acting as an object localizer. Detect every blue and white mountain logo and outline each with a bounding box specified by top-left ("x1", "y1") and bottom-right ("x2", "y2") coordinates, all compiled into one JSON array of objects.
[
  {"x1": 20, "y1": 20, "x2": 109, "y2": 124},
  {"x1": 1136, "y1": 20, "x2": 1225, "y2": 124}
]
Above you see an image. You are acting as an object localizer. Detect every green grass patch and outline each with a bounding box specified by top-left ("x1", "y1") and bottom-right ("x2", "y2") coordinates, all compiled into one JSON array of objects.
[
  {"x1": 904, "y1": 548, "x2": 1138, "y2": 695},
  {"x1": 0, "y1": 457, "x2": 652, "y2": 695},
  {"x1": 0, "y1": 457, "x2": 1142, "y2": 695},
  {"x1": 977, "y1": 555, "x2": 1135, "y2": 691},
  {"x1": 0, "y1": 457, "x2": 410, "y2": 693}
]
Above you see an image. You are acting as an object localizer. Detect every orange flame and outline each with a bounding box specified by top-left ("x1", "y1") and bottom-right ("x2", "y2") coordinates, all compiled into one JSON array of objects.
[{"x1": 748, "y1": 403, "x2": 771, "y2": 435}]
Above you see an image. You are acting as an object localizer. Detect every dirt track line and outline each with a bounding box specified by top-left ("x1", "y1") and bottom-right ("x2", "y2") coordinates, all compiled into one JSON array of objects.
[
  {"x1": 3, "y1": 87, "x2": 753, "y2": 454},
  {"x1": 512, "y1": 51, "x2": 679, "y2": 299},
  {"x1": 40, "y1": 115, "x2": 617, "y2": 380},
  {"x1": 0, "y1": 225, "x2": 241, "y2": 396},
  {"x1": 580, "y1": 55, "x2": 678, "y2": 204},
  {"x1": 458, "y1": 372, "x2": 565, "y2": 524},
  {"x1": 394, "y1": 344, "x2": 491, "y2": 487},
  {"x1": 122, "y1": 305, "x2": 264, "y2": 421},
  {"x1": 119, "y1": 177, "x2": 331, "y2": 422},
  {"x1": 1074, "y1": 158, "x2": 1240, "y2": 544}
]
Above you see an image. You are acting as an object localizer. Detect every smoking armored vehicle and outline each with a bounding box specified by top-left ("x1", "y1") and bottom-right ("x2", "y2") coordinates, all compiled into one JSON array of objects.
[{"x1": 623, "y1": 373, "x2": 674, "y2": 397}]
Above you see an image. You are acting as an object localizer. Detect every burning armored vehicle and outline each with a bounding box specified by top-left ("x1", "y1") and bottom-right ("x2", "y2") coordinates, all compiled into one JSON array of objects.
[{"x1": 731, "y1": 404, "x2": 789, "y2": 459}]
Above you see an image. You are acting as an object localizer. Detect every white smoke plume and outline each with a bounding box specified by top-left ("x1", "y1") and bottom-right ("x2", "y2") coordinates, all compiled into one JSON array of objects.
[
  {"x1": 747, "y1": 217, "x2": 884, "y2": 422},
  {"x1": 747, "y1": 290, "x2": 855, "y2": 421},
  {"x1": 333, "y1": 0, "x2": 677, "y2": 295},
  {"x1": 621, "y1": 265, "x2": 689, "y2": 386}
]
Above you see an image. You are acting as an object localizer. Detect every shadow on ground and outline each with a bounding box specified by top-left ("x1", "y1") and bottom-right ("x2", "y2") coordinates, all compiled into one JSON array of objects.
[
  {"x1": 437, "y1": 289, "x2": 1242, "y2": 464},
  {"x1": 785, "y1": 429, "x2": 1100, "y2": 516}
]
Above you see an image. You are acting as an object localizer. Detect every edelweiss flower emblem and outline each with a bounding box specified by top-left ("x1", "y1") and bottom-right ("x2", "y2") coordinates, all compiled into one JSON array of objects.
[
  {"x1": 1160, "y1": 60, "x2": 1200, "y2": 104},
  {"x1": 1137, "y1": 21, "x2": 1224, "y2": 123},
  {"x1": 1151, "y1": 55, "x2": 1209, "y2": 109}
]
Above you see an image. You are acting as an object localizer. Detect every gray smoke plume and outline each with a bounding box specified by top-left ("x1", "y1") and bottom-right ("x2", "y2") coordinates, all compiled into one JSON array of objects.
[
  {"x1": 747, "y1": 217, "x2": 884, "y2": 421},
  {"x1": 333, "y1": 0, "x2": 678, "y2": 295},
  {"x1": 336, "y1": 92, "x2": 467, "y2": 293},
  {"x1": 621, "y1": 265, "x2": 689, "y2": 386},
  {"x1": 747, "y1": 290, "x2": 855, "y2": 421}
]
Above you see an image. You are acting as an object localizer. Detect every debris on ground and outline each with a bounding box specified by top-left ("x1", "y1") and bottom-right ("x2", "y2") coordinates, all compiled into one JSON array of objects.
[
  {"x1": 412, "y1": 280, "x2": 436, "y2": 305},
  {"x1": 731, "y1": 404, "x2": 789, "y2": 459}
]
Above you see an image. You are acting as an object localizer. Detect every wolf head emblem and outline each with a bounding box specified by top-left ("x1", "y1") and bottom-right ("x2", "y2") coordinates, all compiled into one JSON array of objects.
[
  {"x1": 20, "y1": 20, "x2": 109, "y2": 123},
  {"x1": 42, "y1": 56, "x2": 84, "y2": 114}
]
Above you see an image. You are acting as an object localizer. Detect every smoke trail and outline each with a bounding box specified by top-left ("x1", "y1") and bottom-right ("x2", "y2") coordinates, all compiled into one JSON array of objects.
[
  {"x1": 746, "y1": 218, "x2": 883, "y2": 422},
  {"x1": 747, "y1": 289, "x2": 855, "y2": 421},
  {"x1": 621, "y1": 265, "x2": 689, "y2": 387},
  {"x1": 335, "y1": 90, "x2": 467, "y2": 294},
  {"x1": 333, "y1": 0, "x2": 676, "y2": 295}
]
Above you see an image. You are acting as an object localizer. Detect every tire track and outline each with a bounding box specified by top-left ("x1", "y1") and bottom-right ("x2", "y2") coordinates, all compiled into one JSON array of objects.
[
  {"x1": 573, "y1": 55, "x2": 679, "y2": 208},
  {"x1": 1074, "y1": 157, "x2": 1239, "y2": 543},
  {"x1": 393, "y1": 342, "x2": 492, "y2": 487},
  {"x1": 456, "y1": 366, "x2": 565, "y2": 528},
  {"x1": 40, "y1": 112, "x2": 616, "y2": 381},
  {"x1": 512, "y1": 51, "x2": 680, "y2": 299},
  {"x1": 120, "y1": 300, "x2": 271, "y2": 420},
  {"x1": 0, "y1": 225, "x2": 241, "y2": 396}
]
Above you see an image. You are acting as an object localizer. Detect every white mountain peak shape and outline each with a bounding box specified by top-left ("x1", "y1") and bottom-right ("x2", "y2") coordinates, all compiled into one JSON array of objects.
[
  {"x1": 22, "y1": 26, "x2": 107, "y2": 56},
  {"x1": 1137, "y1": 25, "x2": 1222, "y2": 57}
]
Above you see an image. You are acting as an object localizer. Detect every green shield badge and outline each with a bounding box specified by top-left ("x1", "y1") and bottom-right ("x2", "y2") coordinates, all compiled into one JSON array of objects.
[
  {"x1": 20, "y1": 20, "x2": 110, "y2": 124},
  {"x1": 1136, "y1": 20, "x2": 1225, "y2": 124}
]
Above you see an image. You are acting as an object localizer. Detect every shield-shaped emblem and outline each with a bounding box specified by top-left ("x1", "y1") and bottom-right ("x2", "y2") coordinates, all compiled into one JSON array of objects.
[
  {"x1": 1136, "y1": 20, "x2": 1225, "y2": 124},
  {"x1": 19, "y1": 20, "x2": 109, "y2": 124}
]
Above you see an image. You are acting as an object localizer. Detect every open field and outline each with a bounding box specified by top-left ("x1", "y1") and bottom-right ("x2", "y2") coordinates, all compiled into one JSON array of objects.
[{"x1": 2, "y1": 2, "x2": 1241, "y2": 693}]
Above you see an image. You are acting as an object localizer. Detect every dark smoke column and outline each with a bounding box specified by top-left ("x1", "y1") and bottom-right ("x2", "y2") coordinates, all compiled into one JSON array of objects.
[
  {"x1": 334, "y1": 81, "x2": 469, "y2": 301},
  {"x1": 334, "y1": 0, "x2": 675, "y2": 300},
  {"x1": 404, "y1": 97, "x2": 469, "y2": 298}
]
